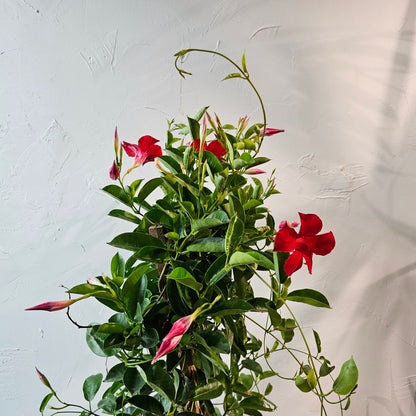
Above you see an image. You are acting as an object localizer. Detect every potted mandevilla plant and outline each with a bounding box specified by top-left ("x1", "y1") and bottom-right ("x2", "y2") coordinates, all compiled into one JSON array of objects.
[{"x1": 27, "y1": 49, "x2": 358, "y2": 416}]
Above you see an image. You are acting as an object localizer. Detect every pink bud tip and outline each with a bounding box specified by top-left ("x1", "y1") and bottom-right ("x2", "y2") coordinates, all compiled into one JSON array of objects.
[
  {"x1": 25, "y1": 299, "x2": 77, "y2": 312},
  {"x1": 245, "y1": 168, "x2": 266, "y2": 175},
  {"x1": 260, "y1": 128, "x2": 285, "y2": 136}
]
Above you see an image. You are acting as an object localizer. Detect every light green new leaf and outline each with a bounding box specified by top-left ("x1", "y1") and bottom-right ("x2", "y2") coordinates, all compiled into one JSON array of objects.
[
  {"x1": 185, "y1": 237, "x2": 225, "y2": 253},
  {"x1": 167, "y1": 267, "x2": 202, "y2": 292},
  {"x1": 333, "y1": 356, "x2": 358, "y2": 395},
  {"x1": 228, "y1": 251, "x2": 274, "y2": 270}
]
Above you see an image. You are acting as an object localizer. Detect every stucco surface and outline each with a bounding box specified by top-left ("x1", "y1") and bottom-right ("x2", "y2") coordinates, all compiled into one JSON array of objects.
[{"x1": 2, "y1": 1, "x2": 416, "y2": 415}]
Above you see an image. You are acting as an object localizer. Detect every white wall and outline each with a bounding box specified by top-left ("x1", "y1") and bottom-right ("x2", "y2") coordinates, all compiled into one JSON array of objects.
[{"x1": 2, "y1": 1, "x2": 416, "y2": 415}]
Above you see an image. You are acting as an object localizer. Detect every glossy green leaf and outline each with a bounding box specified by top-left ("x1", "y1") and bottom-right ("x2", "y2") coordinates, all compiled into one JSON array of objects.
[
  {"x1": 108, "y1": 232, "x2": 165, "y2": 252},
  {"x1": 185, "y1": 237, "x2": 225, "y2": 252},
  {"x1": 241, "y1": 358, "x2": 262, "y2": 374},
  {"x1": 205, "y1": 254, "x2": 228, "y2": 287},
  {"x1": 240, "y1": 396, "x2": 270, "y2": 411},
  {"x1": 104, "y1": 363, "x2": 125, "y2": 382},
  {"x1": 102, "y1": 184, "x2": 131, "y2": 206},
  {"x1": 210, "y1": 299, "x2": 252, "y2": 317},
  {"x1": 225, "y1": 215, "x2": 244, "y2": 257},
  {"x1": 319, "y1": 361, "x2": 335, "y2": 377},
  {"x1": 111, "y1": 252, "x2": 125, "y2": 280},
  {"x1": 190, "y1": 379, "x2": 223, "y2": 400},
  {"x1": 198, "y1": 329, "x2": 230, "y2": 354},
  {"x1": 135, "y1": 178, "x2": 163, "y2": 206},
  {"x1": 96, "y1": 322, "x2": 126, "y2": 334},
  {"x1": 97, "y1": 395, "x2": 116, "y2": 413},
  {"x1": 124, "y1": 367, "x2": 145, "y2": 394},
  {"x1": 39, "y1": 393, "x2": 54, "y2": 413},
  {"x1": 145, "y1": 364, "x2": 176, "y2": 401},
  {"x1": 83, "y1": 373, "x2": 103, "y2": 402},
  {"x1": 203, "y1": 150, "x2": 223, "y2": 173},
  {"x1": 167, "y1": 267, "x2": 203, "y2": 292},
  {"x1": 86, "y1": 326, "x2": 118, "y2": 357},
  {"x1": 108, "y1": 209, "x2": 140, "y2": 224},
  {"x1": 128, "y1": 394, "x2": 164, "y2": 415},
  {"x1": 333, "y1": 356, "x2": 359, "y2": 395},
  {"x1": 158, "y1": 155, "x2": 181, "y2": 174},
  {"x1": 228, "y1": 251, "x2": 274, "y2": 270},
  {"x1": 287, "y1": 289, "x2": 331, "y2": 308}
]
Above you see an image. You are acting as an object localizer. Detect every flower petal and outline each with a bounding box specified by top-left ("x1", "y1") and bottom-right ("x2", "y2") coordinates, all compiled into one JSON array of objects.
[
  {"x1": 206, "y1": 140, "x2": 226, "y2": 160},
  {"x1": 122, "y1": 141, "x2": 139, "y2": 157},
  {"x1": 273, "y1": 226, "x2": 298, "y2": 252},
  {"x1": 299, "y1": 213, "x2": 323, "y2": 236},
  {"x1": 306, "y1": 232, "x2": 335, "y2": 256},
  {"x1": 284, "y1": 250, "x2": 304, "y2": 276}
]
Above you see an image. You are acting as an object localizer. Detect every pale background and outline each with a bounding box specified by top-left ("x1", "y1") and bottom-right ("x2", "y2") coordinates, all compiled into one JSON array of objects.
[{"x1": 1, "y1": 1, "x2": 416, "y2": 415}]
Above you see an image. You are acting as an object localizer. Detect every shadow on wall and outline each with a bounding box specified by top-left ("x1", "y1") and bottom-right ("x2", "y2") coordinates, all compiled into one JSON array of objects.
[{"x1": 352, "y1": 0, "x2": 416, "y2": 415}]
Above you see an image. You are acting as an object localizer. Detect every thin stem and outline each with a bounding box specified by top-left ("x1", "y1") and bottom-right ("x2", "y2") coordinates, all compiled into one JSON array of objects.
[{"x1": 174, "y1": 48, "x2": 267, "y2": 155}]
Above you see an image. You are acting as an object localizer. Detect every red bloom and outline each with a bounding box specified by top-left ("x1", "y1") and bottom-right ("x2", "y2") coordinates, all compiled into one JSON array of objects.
[
  {"x1": 151, "y1": 314, "x2": 195, "y2": 364},
  {"x1": 273, "y1": 213, "x2": 335, "y2": 276},
  {"x1": 189, "y1": 139, "x2": 226, "y2": 161},
  {"x1": 122, "y1": 135, "x2": 162, "y2": 167}
]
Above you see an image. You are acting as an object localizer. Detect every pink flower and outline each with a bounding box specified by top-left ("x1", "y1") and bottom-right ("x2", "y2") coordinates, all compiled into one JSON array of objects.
[
  {"x1": 189, "y1": 139, "x2": 226, "y2": 161},
  {"x1": 122, "y1": 135, "x2": 163, "y2": 167},
  {"x1": 273, "y1": 213, "x2": 335, "y2": 276},
  {"x1": 245, "y1": 168, "x2": 266, "y2": 175},
  {"x1": 25, "y1": 299, "x2": 79, "y2": 312},
  {"x1": 260, "y1": 128, "x2": 285, "y2": 136},
  {"x1": 151, "y1": 314, "x2": 195, "y2": 364},
  {"x1": 109, "y1": 161, "x2": 120, "y2": 180}
]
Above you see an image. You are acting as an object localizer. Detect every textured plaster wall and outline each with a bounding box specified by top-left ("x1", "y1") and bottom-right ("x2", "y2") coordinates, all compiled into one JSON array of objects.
[{"x1": 2, "y1": 1, "x2": 416, "y2": 415}]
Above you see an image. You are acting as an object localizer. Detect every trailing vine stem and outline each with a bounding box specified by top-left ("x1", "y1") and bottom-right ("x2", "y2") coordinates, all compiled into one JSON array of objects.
[{"x1": 174, "y1": 48, "x2": 267, "y2": 155}]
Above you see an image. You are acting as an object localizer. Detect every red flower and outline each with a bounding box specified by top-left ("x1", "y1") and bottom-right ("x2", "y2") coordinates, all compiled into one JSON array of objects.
[
  {"x1": 273, "y1": 213, "x2": 335, "y2": 276},
  {"x1": 151, "y1": 314, "x2": 195, "y2": 364},
  {"x1": 122, "y1": 135, "x2": 162, "y2": 167},
  {"x1": 189, "y1": 139, "x2": 226, "y2": 161},
  {"x1": 109, "y1": 161, "x2": 120, "y2": 180}
]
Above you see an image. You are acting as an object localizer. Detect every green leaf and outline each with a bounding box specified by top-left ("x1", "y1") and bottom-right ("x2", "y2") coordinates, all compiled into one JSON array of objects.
[
  {"x1": 228, "y1": 251, "x2": 274, "y2": 270},
  {"x1": 83, "y1": 373, "x2": 103, "y2": 402},
  {"x1": 192, "y1": 211, "x2": 229, "y2": 231},
  {"x1": 313, "y1": 329, "x2": 322, "y2": 354},
  {"x1": 86, "y1": 326, "x2": 118, "y2": 357},
  {"x1": 124, "y1": 367, "x2": 145, "y2": 394},
  {"x1": 96, "y1": 322, "x2": 126, "y2": 334},
  {"x1": 198, "y1": 330, "x2": 230, "y2": 354},
  {"x1": 190, "y1": 379, "x2": 223, "y2": 400},
  {"x1": 205, "y1": 254, "x2": 228, "y2": 287},
  {"x1": 295, "y1": 376, "x2": 312, "y2": 393},
  {"x1": 158, "y1": 155, "x2": 181, "y2": 174},
  {"x1": 135, "y1": 178, "x2": 163, "y2": 206},
  {"x1": 128, "y1": 394, "x2": 164, "y2": 415},
  {"x1": 333, "y1": 356, "x2": 359, "y2": 395},
  {"x1": 122, "y1": 264, "x2": 150, "y2": 316},
  {"x1": 223, "y1": 72, "x2": 243, "y2": 80},
  {"x1": 307, "y1": 369, "x2": 317, "y2": 389},
  {"x1": 241, "y1": 358, "x2": 262, "y2": 374},
  {"x1": 104, "y1": 363, "x2": 125, "y2": 382},
  {"x1": 108, "y1": 232, "x2": 165, "y2": 252},
  {"x1": 188, "y1": 117, "x2": 200, "y2": 141},
  {"x1": 203, "y1": 150, "x2": 223, "y2": 172},
  {"x1": 225, "y1": 215, "x2": 244, "y2": 257},
  {"x1": 97, "y1": 396, "x2": 116, "y2": 413},
  {"x1": 167, "y1": 267, "x2": 203, "y2": 292},
  {"x1": 287, "y1": 289, "x2": 331, "y2": 308},
  {"x1": 145, "y1": 364, "x2": 176, "y2": 401},
  {"x1": 141, "y1": 327, "x2": 159, "y2": 348},
  {"x1": 111, "y1": 252, "x2": 125, "y2": 280},
  {"x1": 102, "y1": 184, "x2": 131, "y2": 206},
  {"x1": 209, "y1": 299, "x2": 252, "y2": 317},
  {"x1": 241, "y1": 52, "x2": 248, "y2": 73},
  {"x1": 185, "y1": 237, "x2": 225, "y2": 253},
  {"x1": 39, "y1": 393, "x2": 54, "y2": 413},
  {"x1": 108, "y1": 209, "x2": 140, "y2": 224},
  {"x1": 240, "y1": 397, "x2": 271, "y2": 411},
  {"x1": 319, "y1": 361, "x2": 335, "y2": 377}
]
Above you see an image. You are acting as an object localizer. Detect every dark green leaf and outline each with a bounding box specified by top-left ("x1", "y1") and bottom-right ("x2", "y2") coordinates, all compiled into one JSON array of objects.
[
  {"x1": 86, "y1": 326, "x2": 118, "y2": 357},
  {"x1": 83, "y1": 373, "x2": 103, "y2": 402},
  {"x1": 124, "y1": 367, "x2": 145, "y2": 394},
  {"x1": 135, "y1": 178, "x2": 163, "y2": 206},
  {"x1": 190, "y1": 379, "x2": 223, "y2": 400},
  {"x1": 319, "y1": 361, "x2": 335, "y2": 377},
  {"x1": 97, "y1": 395, "x2": 116, "y2": 413},
  {"x1": 240, "y1": 396, "x2": 271, "y2": 411},
  {"x1": 102, "y1": 184, "x2": 131, "y2": 206},
  {"x1": 111, "y1": 252, "x2": 125, "y2": 280},
  {"x1": 210, "y1": 299, "x2": 252, "y2": 317},
  {"x1": 96, "y1": 322, "x2": 126, "y2": 334},
  {"x1": 241, "y1": 359, "x2": 262, "y2": 374},
  {"x1": 188, "y1": 117, "x2": 200, "y2": 141},
  {"x1": 333, "y1": 356, "x2": 359, "y2": 395},
  {"x1": 128, "y1": 394, "x2": 164, "y2": 415},
  {"x1": 287, "y1": 289, "x2": 331, "y2": 308},
  {"x1": 108, "y1": 209, "x2": 140, "y2": 224},
  {"x1": 313, "y1": 330, "x2": 322, "y2": 354},
  {"x1": 198, "y1": 330, "x2": 230, "y2": 354},
  {"x1": 104, "y1": 363, "x2": 125, "y2": 382},
  {"x1": 145, "y1": 364, "x2": 176, "y2": 401},
  {"x1": 108, "y1": 232, "x2": 165, "y2": 252},
  {"x1": 205, "y1": 254, "x2": 228, "y2": 287}
]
